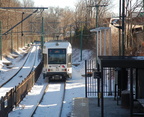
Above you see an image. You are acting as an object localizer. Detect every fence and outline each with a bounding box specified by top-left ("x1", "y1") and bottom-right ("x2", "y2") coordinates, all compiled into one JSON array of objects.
[
  {"x1": 0, "y1": 61, "x2": 43, "y2": 117},
  {"x1": 85, "y1": 60, "x2": 116, "y2": 98}
]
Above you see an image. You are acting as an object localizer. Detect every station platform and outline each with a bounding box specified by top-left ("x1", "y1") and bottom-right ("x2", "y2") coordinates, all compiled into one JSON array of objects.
[{"x1": 71, "y1": 97, "x2": 130, "y2": 117}]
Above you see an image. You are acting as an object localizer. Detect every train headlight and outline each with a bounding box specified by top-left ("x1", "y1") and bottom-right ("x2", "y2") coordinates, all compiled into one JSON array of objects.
[{"x1": 62, "y1": 69, "x2": 67, "y2": 72}]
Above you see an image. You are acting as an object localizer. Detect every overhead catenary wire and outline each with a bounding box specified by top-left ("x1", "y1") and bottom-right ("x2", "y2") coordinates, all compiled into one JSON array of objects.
[
  {"x1": 0, "y1": 7, "x2": 48, "y2": 36},
  {"x1": 2, "y1": 9, "x2": 38, "y2": 35},
  {"x1": 0, "y1": 7, "x2": 48, "y2": 13}
]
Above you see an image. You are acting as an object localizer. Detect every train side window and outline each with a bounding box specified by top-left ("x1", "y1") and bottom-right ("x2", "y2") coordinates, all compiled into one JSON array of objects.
[
  {"x1": 43, "y1": 54, "x2": 47, "y2": 65},
  {"x1": 68, "y1": 54, "x2": 71, "y2": 63},
  {"x1": 67, "y1": 54, "x2": 72, "y2": 67}
]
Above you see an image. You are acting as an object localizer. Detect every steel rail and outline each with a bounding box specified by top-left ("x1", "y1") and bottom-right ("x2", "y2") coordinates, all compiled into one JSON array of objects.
[
  {"x1": 31, "y1": 81, "x2": 66, "y2": 117},
  {"x1": 0, "y1": 47, "x2": 32, "y2": 88},
  {"x1": 30, "y1": 82, "x2": 49, "y2": 117},
  {"x1": 59, "y1": 81, "x2": 66, "y2": 117},
  {"x1": 0, "y1": 45, "x2": 38, "y2": 88}
]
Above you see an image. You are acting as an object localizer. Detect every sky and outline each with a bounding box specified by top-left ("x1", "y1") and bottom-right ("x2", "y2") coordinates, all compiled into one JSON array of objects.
[
  {"x1": 19, "y1": 0, "x2": 119, "y2": 14},
  {"x1": 29, "y1": 0, "x2": 78, "y2": 9}
]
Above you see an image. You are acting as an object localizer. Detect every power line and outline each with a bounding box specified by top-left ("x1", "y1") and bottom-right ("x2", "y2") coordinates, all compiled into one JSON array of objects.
[
  {"x1": 1, "y1": 7, "x2": 48, "y2": 35},
  {"x1": 0, "y1": 7, "x2": 48, "y2": 9}
]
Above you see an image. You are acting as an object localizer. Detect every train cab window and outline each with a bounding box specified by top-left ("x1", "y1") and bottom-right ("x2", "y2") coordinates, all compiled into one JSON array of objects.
[{"x1": 48, "y1": 49, "x2": 66, "y2": 64}]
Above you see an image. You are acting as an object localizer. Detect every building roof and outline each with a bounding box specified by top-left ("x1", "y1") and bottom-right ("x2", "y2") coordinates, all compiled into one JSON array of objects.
[{"x1": 98, "y1": 56, "x2": 144, "y2": 68}]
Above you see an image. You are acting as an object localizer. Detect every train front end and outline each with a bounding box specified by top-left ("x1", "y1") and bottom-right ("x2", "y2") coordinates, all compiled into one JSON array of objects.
[{"x1": 43, "y1": 41, "x2": 72, "y2": 80}]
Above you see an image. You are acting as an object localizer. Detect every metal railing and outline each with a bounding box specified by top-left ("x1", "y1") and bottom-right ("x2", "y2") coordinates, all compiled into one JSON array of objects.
[{"x1": 85, "y1": 60, "x2": 116, "y2": 98}]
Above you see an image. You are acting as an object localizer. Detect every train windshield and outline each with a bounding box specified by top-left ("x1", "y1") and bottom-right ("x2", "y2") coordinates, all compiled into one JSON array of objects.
[{"x1": 48, "y1": 49, "x2": 66, "y2": 64}]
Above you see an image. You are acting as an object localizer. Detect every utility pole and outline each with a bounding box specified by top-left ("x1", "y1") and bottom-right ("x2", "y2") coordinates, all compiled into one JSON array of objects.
[
  {"x1": 88, "y1": 3, "x2": 108, "y2": 117},
  {"x1": 88, "y1": 4, "x2": 108, "y2": 66},
  {"x1": 143, "y1": 0, "x2": 144, "y2": 9},
  {"x1": 41, "y1": 17, "x2": 44, "y2": 51},
  {"x1": 122, "y1": 0, "x2": 125, "y2": 56},
  {"x1": 0, "y1": 21, "x2": 2, "y2": 60},
  {"x1": 80, "y1": 23, "x2": 83, "y2": 61},
  {"x1": 69, "y1": 25, "x2": 73, "y2": 44},
  {"x1": 119, "y1": 0, "x2": 122, "y2": 56},
  {"x1": 21, "y1": 12, "x2": 24, "y2": 48},
  {"x1": 88, "y1": 3, "x2": 108, "y2": 61},
  {"x1": 11, "y1": 30, "x2": 13, "y2": 53},
  {"x1": 77, "y1": 21, "x2": 88, "y2": 61},
  {"x1": 88, "y1": 4, "x2": 107, "y2": 28},
  {"x1": 143, "y1": 0, "x2": 144, "y2": 41}
]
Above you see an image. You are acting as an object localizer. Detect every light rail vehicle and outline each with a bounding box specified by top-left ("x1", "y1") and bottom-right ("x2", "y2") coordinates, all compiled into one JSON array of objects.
[{"x1": 43, "y1": 40, "x2": 72, "y2": 80}]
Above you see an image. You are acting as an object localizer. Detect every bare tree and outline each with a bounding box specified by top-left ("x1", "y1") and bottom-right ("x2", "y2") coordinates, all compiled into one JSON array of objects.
[
  {"x1": 21, "y1": 0, "x2": 34, "y2": 7},
  {"x1": 0, "y1": 0, "x2": 37, "y2": 56},
  {"x1": 43, "y1": 7, "x2": 75, "y2": 40},
  {"x1": 123, "y1": 0, "x2": 143, "y2": 55}
]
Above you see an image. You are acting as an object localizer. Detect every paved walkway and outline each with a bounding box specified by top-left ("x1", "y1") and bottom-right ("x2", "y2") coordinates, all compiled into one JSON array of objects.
[{"x1": 71, "y1": 97, "x2": 130, "y2": 117}]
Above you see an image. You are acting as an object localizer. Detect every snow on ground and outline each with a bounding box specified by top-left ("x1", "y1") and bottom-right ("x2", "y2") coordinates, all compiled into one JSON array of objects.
[
  {"x1": 0, "y1": 46, "x2": 40, "y2": 99},
  {"x1": 0, "y1": 47, "x2": 30, "y2": 86},
  {"x1": 8, "y1": 48, "x2": 94, "y2": 117},
  {"x1": 72, "y1": 48, "x2": 94, "y2": 63},
  {"x1": 0, "y1": 45, "x2": 41, "y2": 87},
  {"x1": 33, "y1": 82, "x2": 65, "y2": 117},
  {"x1": 0, "y1": 47, "x2": 29, "y2": 69},
  {"x1": 61, "y1": 64, "x2": 86, "y2": 117},
  {"x1": 9, "y1": 73, "x2": 48, "y2": 117}
]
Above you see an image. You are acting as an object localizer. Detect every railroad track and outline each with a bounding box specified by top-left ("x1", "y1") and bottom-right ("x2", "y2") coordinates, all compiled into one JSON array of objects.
[
  {"x1": 0, "y1": 44, "x2": 40, "y2": 98},
  {"x1": 31, "y1": 81, "x2": 66, "y2": 117},
  {"x1": 0, "y1": 47, "x2": 31, "y2": 88}
]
